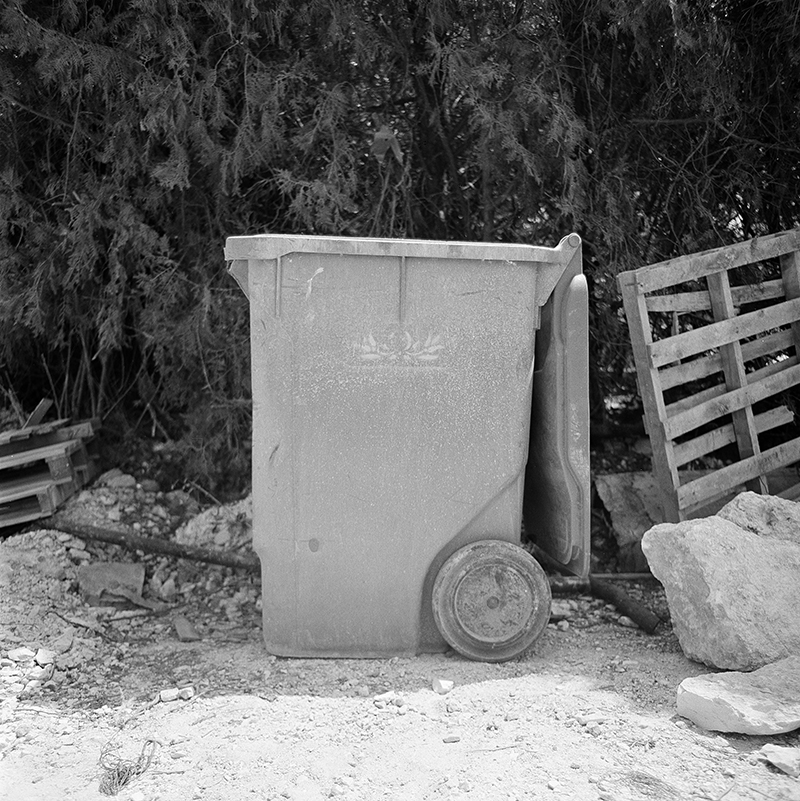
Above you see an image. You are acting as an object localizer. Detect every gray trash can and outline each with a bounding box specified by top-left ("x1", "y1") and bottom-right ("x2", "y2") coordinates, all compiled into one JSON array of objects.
[{"x1": 226, "y1": 234, "x2": 590, "y2": 660}]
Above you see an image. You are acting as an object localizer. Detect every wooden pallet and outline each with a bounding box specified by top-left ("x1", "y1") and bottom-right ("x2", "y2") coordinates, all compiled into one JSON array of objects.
[
  {"x1": 618, "y1": 229, "x2": 800, "y2": 521},
  {"x1": 0, "y1": 417, "x2": 101, "y2": 528}
]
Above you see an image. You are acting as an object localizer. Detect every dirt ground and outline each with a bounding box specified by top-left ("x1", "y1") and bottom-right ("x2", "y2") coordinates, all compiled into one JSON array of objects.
[{"x1": 1, "y1": 489, "x2": 799, "y2": 801}]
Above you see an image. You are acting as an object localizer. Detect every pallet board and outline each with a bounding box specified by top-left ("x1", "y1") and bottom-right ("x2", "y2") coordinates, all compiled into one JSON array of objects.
[
  {"x1": 0, "y1": 417, "x2": 100, "y2": 529},
  {"x1": 618, "y1": 229, "x2": 800, "y2": 521}
]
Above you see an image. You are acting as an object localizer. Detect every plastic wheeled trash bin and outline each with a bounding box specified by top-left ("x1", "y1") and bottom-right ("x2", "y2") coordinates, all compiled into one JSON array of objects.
[{"x1": 225, "y1": 234, "x2": 590, "y2": 661}]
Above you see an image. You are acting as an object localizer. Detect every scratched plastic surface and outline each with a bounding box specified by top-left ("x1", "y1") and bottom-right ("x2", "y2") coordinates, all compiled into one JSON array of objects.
[{"x1": 225, "y1": 234, "x2": 587, "y2": 657}]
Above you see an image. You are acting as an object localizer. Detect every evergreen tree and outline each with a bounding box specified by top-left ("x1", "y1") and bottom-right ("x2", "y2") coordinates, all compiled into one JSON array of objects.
[{"x1": 2, "y1": 0, "x2": 799, "y2": 492}]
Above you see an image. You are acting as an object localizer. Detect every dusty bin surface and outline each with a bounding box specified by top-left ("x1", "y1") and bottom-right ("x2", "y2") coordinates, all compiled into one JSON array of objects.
[{"x1": 225, "y1": 234, "x2": 589, "y2": 659}]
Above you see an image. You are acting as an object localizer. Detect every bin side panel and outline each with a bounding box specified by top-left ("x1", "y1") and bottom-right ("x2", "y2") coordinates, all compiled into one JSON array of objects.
[{"x1": 248, "y1": 249, "x2": 566, "y2": 656}]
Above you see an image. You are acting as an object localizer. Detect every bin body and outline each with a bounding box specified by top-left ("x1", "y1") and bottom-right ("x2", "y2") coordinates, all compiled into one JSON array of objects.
[{"x1": 225, "y1": 234, "x2": 589, "y2": 657}]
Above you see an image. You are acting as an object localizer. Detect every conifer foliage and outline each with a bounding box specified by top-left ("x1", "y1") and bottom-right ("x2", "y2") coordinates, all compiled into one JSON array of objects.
[{"x1": 1, "y1": 0, "x2": 799, "y2": 493}]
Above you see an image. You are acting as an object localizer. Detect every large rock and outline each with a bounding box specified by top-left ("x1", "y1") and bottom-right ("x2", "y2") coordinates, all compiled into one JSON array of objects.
[
  {"x1": 641, "y1": 513, "x2": 800, "y2": 670},
  {"x1": 718, "y1": 491, "x2": 800, "y2": 546},
  {"x1": 677, "y1": 656, "x2": 800, "y2": 734}
]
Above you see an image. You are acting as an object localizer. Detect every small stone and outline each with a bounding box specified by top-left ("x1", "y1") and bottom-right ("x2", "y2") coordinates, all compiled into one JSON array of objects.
[
  {"x1": 139, "y1": 479, "x2": 161, "y2": 493},
  {"x1": 178, "y1": 686, "x2": 195, "y2": 700},
  {"x1": 432, "y1": 678, "x2": 454, "y2": 695},
  {"x1": 442, "y1": 734, "x2": 461, "y2": 743},
  {"x1": 7, "y1": 648, "x2": 35, "y2": 662},
  {"x1": 576, "y1": 712, "x2": 609, "y2": 725},
  {"x1": 618, "y1": 616, "x2": 638, "y2": 628},
  {"x1": 549, "y1": 599, "x2": 574, "y2": 621},
  {"x1": 547, "y1": 779, "x2": 559, "y2": 790},
  {"x1": 26, "y1": 665, "x2": 51, "y2": 681},
  {"x1": 556, "y1": 620, "x2": 570, "y2": 631},
  {"x1": 758, "y1": 745, "x2": 800, "y2": 777},
  {"x1": 34, "y1": 649, "x2": 56, "y2": 666},
  {"x1": 160, "y1": 575, "x2": 178, "y2": 601},
  {"x1": 53, "y1": 628, "x2": 75, "y2": 654},
  {"x1": 173, "y1": 615, "x2": 201, "y2": 642},
  {"x1": 160, "y1": 687, "x2": 181, "y2": 702}
]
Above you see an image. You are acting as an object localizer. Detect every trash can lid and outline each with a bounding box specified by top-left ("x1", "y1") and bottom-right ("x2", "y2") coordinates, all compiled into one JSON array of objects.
[{"x1": 224, "y1": 233, "x2": 580, "y2": 265}]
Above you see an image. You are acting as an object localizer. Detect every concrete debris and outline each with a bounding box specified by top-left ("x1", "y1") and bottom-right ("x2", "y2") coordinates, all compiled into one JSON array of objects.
[
  {"x1": 159, "y1": 684, "x2": 195, "y2": 702},
  {"x1": 641, "y1": 509, "x2": 800, "y2": 670},
  {"x1": 175, "y1": 494, "x2": 253, "y2": 552},
  {"x1": 103, "y1": 472, "x2": 137, "y2": 489},
  {"x1": 677, "y1": 655, "x2": 800, "y2": 734},
  {"x1": 172, "y1": 615, "x2": 202, "y2": 642},
  {"x1": 7, "y1": 648, "x2": 35, "y2": 662},
  {"x1": 549, "y1": 599, "x2": 575, "y2": 621},
  {"x1": 373, "y1": 690, "x2": 404, "y2": 709},
  {"x1": 34, "y1": 649, "x2": 55, "y2": 665},
  {"x1": 758, "y1": 744, "x2": 800, "y2": 777},
  {"x1": 77, "y1": 562, "x2": 145, "y2": 606},
  {"x1": 52, "y1": 628, "x2": 75, "y2": 654}
]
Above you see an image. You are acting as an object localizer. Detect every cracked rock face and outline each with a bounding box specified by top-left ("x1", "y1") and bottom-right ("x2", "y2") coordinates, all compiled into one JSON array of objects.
[{"x1": 642, "y1": 506, "x2": 800, "y2": 671}]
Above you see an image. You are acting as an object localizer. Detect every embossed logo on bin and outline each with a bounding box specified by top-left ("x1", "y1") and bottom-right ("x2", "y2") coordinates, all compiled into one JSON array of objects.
[{"x1": 355, "y1": 327, "x2": 445, "y2": 365}]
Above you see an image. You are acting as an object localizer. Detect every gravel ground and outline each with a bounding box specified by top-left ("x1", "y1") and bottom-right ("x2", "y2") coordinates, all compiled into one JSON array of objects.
[{"x1": 1, "y1": 479, "x2": 799, "y2": 801}]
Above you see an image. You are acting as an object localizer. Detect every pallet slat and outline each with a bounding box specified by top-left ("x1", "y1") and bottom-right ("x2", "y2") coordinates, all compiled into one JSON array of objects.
[
  {"x1": 659, "y1": 328, "x2": 794, "y2": 391},
  {"x1": 630, "y1": 230, "x2": 800, "y2": 294},
  {"x1": 645, "y1": 279, "x2": 785, "y2": 313},
  {"x1": 666, "y1": 361, "x2": 800, "y2": 439},
  {"x1": 649, "y1": 296, "x2": 800, "y2": 368},
  {"x1": 677, "y1": 436, "x2": 800, "y2": 510},
  {"x1": 673, "y1": 406, "x2": 795, "y2": 467}
]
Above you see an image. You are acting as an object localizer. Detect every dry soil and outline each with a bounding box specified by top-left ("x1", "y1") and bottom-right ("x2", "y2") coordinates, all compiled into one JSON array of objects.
[{"x1": 1, "y1": 519, "x2": 799, "y2": 801}]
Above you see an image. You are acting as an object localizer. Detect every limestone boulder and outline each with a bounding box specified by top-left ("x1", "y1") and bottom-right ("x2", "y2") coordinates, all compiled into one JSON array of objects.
[
  {"x1": 718, "y1": 491, "x2": 800, "y2": 546},
  {"x1": 677, "y1": 656, "x2": 800, "y2": 734},
  {"x1": 641, "y1": 515, "x2": 800, "y2": 670}
]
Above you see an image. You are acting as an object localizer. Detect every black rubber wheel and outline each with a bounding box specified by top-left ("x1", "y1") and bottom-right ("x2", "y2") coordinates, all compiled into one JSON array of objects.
[{"x1": 432, "y1": 540, "x2": 552, "y2": 662}]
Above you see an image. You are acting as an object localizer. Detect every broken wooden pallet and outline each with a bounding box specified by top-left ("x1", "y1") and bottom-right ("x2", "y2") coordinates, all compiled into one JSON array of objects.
[
  {"x1": 0, "y1": 417, "x2": 101, "y2": 528},
  {"x1": 618, "y1": 229, "x2": 800, "y2": 522}
]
